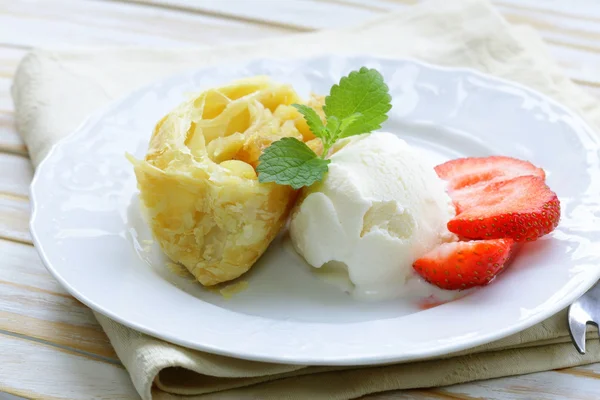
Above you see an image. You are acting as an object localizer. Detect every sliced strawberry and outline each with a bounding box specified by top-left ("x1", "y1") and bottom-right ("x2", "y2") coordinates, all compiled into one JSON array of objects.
[
  {"x1": 413, "y1": 239, "x2": 515, "y2": 290},
  {"x1": 435, "y1": 156, "x2": 546, "y2": 193},
  {"x1": 447, "y1": 176, "x2": 560, "y2": 242}
]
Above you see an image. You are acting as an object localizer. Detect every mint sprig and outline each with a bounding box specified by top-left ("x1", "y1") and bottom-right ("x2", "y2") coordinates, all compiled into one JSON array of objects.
[
  {"x1": 291, "y1": 104, "x2": 327, "y2": 141},
  {"x1": 257, "y1": 67, "x2": 391, "y2": 189},
  {"x1": 324, "y1": 67, "x2": 392, "y2": 138},
  {"x1": 255, "y1": 137, "x2": 330, "y2": 190}
]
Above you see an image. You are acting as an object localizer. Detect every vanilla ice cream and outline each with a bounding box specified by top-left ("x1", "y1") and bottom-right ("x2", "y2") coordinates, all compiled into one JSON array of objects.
[{"x1": 289, "y1": 131, "x2": 456, "y2": 300}]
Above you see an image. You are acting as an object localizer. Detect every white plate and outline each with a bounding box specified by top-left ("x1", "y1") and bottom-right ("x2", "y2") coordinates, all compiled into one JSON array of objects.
[{"x1": 31, "y1": 55, "x2": 600, "y2": 366}]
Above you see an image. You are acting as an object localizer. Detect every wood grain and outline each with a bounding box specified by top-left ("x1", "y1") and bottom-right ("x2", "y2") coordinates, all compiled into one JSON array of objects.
[
  {"x1": 0, "y1": 153, "x2": 32, "y2": 198},
  {"x1": 0, "y1": 47, "x2": 25, "y2": 79},
  {"x1": 0, "y1": 332, "x2": 137, "y2": 400},
  {"x1": 497, "y1": 0, "x2": 600, "y2": 20},
  {"x1": 0, "y1": 112, "x2": 27, "y2": 156},
  {"x1": 0, "y1": 239, "x2": 67, "y2": 296},
  {"x1": 323, "y1": 0, "x2": 408, "y2": 13},
  {"x1": 441, "y1": 370, "x2": 600, "y2": 400},
  {"x1": 0, "y1": 151, "x2": 32, "y2": 244},
  {"x1": 0, "y1": 392, "x2": 27, "y2": 400},
  {"x1": 364, "y1": 389, "x2": 470, "y2": 399},
  {"x1": 115, "y1": 0, "x2": 381, "y2": 30},
  {"x1": 563, "y1": 362, "x2": 600, "y2": 377},
  {"x1": 0, "y1": 239, "x2": 117, "y2": 360},
  {"x1": 0, "y1": 0, "x2": 288, "y2": 48},
  {"x1": 0, "y1": 194, "x2": 30, "y2": 244},
  {"x1": 0, "y1": 78, "x2": 12, "y2": 112}
]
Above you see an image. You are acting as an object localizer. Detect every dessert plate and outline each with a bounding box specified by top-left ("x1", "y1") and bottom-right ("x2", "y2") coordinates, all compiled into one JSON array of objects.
[{"x1": 30, "y1": 55, "x2": 600, "y2": 365}]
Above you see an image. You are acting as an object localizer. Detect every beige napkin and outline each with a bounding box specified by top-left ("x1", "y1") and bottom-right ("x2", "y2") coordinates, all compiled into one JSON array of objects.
[{"x1": 11, "y1": 0, "x2": 600, "y2": 399}]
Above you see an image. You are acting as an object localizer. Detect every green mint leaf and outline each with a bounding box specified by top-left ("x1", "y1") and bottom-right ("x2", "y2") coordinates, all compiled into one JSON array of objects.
[
  {"x1": 323, "y1": 67, "x2": 391, "y2": 138},
  {"x1": 257, "y1": 67, "x2": 391, "y2": 189},
  {"x1": 326, "y1": 115, "x2": 340, "y2": 140},
  {"x1": 337, "y1": 112, "x2": 363, "y2": 138},
  {"x1": 291, "y1": 104, "x2": 327, "y2": 141},
  {"x1": 257, "y1": 137, "x2": 330, "y2": 189}
]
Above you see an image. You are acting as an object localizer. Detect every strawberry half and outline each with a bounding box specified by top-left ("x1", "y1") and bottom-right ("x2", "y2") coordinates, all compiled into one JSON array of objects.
[
  {"x1": 447, "y1": 176, "x2": 560, "y2": 242},
  {"x1": 435, "y1": 156, "x2": 545, "y2": 192},
  {"x1": 436, "y1": 156, "x2": 546, "y2": 214},
  {"x1": 413, "y1": 239, "x2": 515, "y2": 290}
]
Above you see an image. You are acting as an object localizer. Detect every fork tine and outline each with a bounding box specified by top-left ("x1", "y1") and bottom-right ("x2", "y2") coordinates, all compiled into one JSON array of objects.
[{"x1": 568, "y1": 302, "x2": 588, "y2": 354}]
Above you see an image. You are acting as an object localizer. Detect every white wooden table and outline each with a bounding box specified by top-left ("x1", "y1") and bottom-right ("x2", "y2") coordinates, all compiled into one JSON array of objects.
[{"x1": 2, "y1": 1, "x2": 600, "y2": 398}]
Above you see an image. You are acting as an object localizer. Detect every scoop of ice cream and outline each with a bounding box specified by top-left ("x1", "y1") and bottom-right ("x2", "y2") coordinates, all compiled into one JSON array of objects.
[{"x1": 289, "y1": 131, "x2": 456, "y2": 300}]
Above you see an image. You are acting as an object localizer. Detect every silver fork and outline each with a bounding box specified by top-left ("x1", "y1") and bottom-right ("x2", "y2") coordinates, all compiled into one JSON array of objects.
[{"x1": 568, "y1": 282, "x2": 600, "y2": 353}]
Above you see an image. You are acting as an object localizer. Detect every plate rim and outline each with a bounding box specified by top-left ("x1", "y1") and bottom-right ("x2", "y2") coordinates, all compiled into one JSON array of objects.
[{"x1": 29, "y1": 54, "x2": 600, "y2": 365}]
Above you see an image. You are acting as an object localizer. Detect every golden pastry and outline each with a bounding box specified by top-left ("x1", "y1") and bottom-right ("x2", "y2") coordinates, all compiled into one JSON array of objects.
[{"x1": 129, "y1": 77, "x2": 322, "y2": 285}]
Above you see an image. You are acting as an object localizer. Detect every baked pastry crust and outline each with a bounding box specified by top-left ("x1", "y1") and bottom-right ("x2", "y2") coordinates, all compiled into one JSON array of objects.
[{"x1": 130, "y1": 77, "x2": 321, "y2": 285}]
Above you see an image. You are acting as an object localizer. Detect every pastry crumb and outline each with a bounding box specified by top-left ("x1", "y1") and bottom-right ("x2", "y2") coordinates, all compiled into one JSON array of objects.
[
  {"x1": 141, "y1": 239, "x2": 154, "y2": 253},
  {"x1": 166, "y1": 262, "x2": 194, "y2": 279},
  {"x1": 206, "y1": 285, "x2": 221, "y2": 294},
  {"x1": 219, "y1": 281, "x2": 249, "y2": 299}
]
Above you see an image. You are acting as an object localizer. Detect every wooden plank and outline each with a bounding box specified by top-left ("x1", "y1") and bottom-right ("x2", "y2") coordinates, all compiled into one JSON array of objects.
[
  {"x1": 0, "y1": 0, "x2": 288, "y2": 48},
  {"x1": 0, "y1": 239, "x2": 117, "y2": 360},
  {"x1": 495, "y1": 1, "x2": 600, "y2": 68},
  {"x1": 496, "y1": 0, "x2": 600, "y2": 20},
  {"x1": 558, "y1": 361, "x2": 600, "y2": 378},
  {"x1": 0, "y1": 239, "x2": 67, "y2": 296},
  {"x1": 574, "y1": 84, "x2": 600, "y2": 101},
  {"x1": 3, "y1": 0, "x2": 600, "y2": 120},
  {"x1": 0, "y1": 122, "x2": 32, "y2": 242},
  {"x1": 364, "y1": 361, "x2": 600, "y2": 399},
  {"x1": 0, "y1": 194, "x2": 30, "y2": 244},
  {"x1": 321, "y1": 0, "x2": 408, "y2": 13},
  {"x1": 548, "y1": 44, "x2": 600, "y2": 83},
  {"x1": 0, "y1": 153, "x2": 32, "y2": 198},
  {"x1": 438, "y1": 370, "x2": 600, "y2": 400},
  {"x1": 119, "y1": 0, "x2": 380, "y2": 30},
  {"x1": 0, "y1": 311, "x2": 116, "y2": 361},
  {"x1": 0, "y1": 78, "x2": 13, "y2": 113},
  {"x1": 0, "y1": 332, "x2": 138, "y2": 400},
  {"x1": 0, "y1": 47, "x2": 26, "y2": 79},
  {"x1": 364, "y1": 389, "x2": 464, "y2": 399},
  {"x1": 0, "y1": 393, "x2": 27, "y2": 400},
  {"x1": 502, "y1": 11, "x2": 600, "y2": 49},
  {"x1": 0, "y1": 112, "x2": 27, "y2": 156},
  {"x1": 0, "y1": 46, "x2": 29, "y2": 114}
]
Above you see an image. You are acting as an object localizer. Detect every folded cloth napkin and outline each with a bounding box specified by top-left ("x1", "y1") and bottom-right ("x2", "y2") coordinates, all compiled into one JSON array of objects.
[{"x1": 11, "y1": 0, "x2": 600, "y2": 399}]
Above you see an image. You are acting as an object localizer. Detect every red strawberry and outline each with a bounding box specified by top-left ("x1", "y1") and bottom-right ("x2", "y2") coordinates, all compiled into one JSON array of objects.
[
  {"x1": 413, "y1": 239, "x2": 515, "y2": 290},
  {"x1": 435, "y1": 156, "x2": 545, "y2": 192},
  {"x1": 436, "y1": 156, "x2": 546, "y2": 214},
  {"x1": 447, "y1": 176, "x2": 560, "y2": 242}
]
